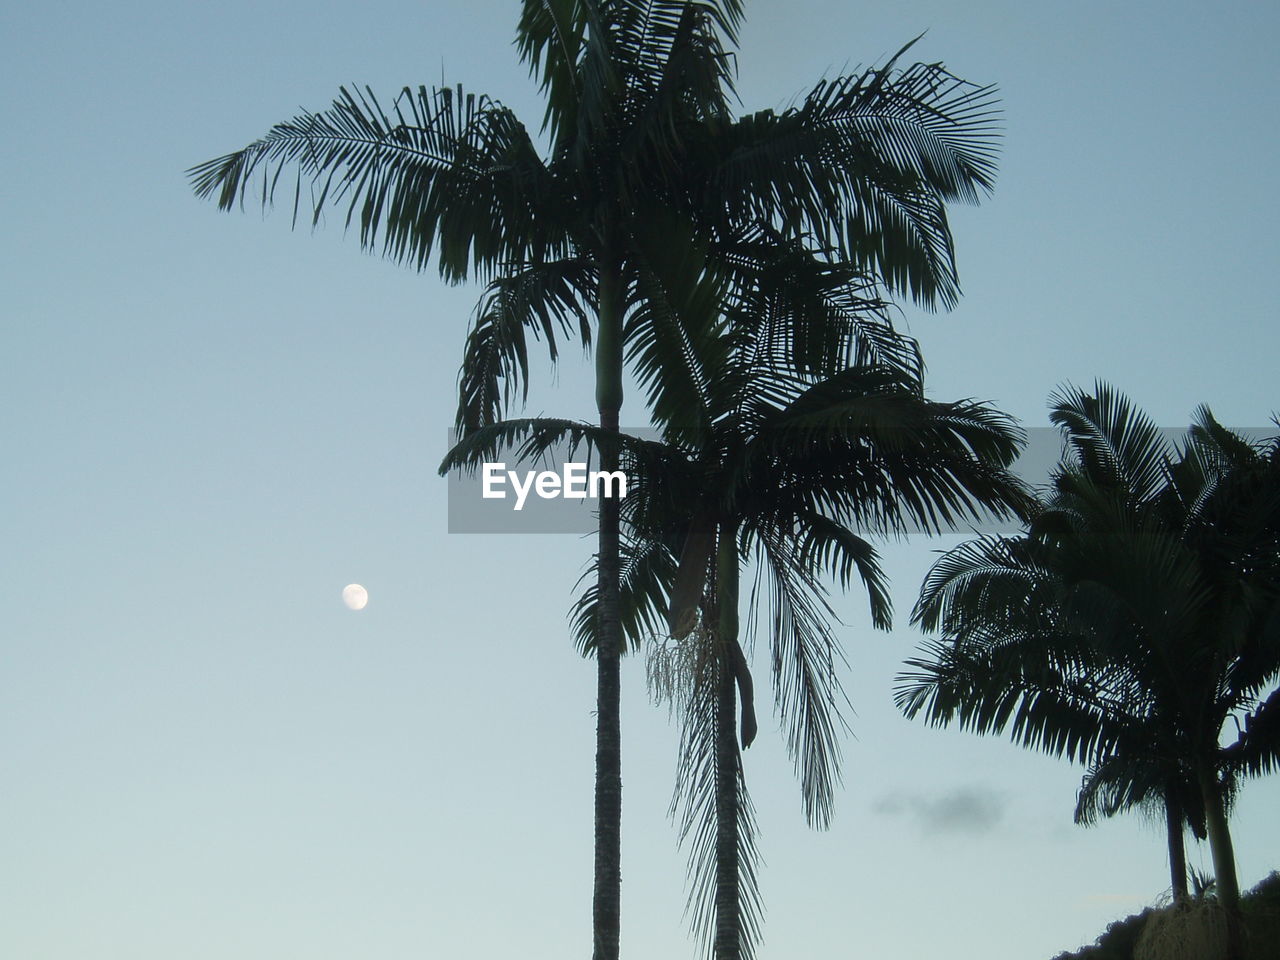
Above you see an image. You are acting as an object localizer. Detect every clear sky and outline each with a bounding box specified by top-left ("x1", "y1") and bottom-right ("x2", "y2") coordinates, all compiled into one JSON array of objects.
[{"x1": 2, "y1": 1, "x2": 1278, "y2": 958}]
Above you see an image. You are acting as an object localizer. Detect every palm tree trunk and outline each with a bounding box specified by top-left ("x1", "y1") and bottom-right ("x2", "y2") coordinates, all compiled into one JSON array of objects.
[
  {"x1": 1163, "y1": 788, "x2": 1189, "y2": 905},
  {"x1": 592, "y1": 246, "x2": 624, "y2": 960},
  {"x1": 1196, "y1": 760, "x2": 1243, "y2": 958},
  {"x1": 713, "y1": 523, "x2": 741, "y2": 960}
]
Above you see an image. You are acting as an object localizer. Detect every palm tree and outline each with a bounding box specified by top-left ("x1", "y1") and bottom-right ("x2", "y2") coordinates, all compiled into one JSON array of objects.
[
  {"x1": 443, "y1": 324, "x2": 1027, "y2": 958},
  {"x1": 900, "y1": 529, "x2": 1209, "y2": 903},
  {"x1": 189, "y1": 5, "x2": 1001, "y2": 955},
  {"x1": 1072, "y1": 724, "x2": 1210, "y2": 905},
  {"x1": 897, "y1": 384, "x2": 1280, "y2": 954}
]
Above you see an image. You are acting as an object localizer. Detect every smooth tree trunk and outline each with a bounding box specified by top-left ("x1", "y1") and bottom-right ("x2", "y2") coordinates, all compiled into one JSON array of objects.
[
  {"x1": 713, "y1": 524, "x2": 742, "y2": 960},
  {"x1": 1196, "y1": 761, "x2": 1243, "y2": 959},
  {"x1": 1163, "y1": 788, "x2": 1189, "y2": 905},
  {"x1": 592, "y1": 247, "x2": 625, "y2": 960}
]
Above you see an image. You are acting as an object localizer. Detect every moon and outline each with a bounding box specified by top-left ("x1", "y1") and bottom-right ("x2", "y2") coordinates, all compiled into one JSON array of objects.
[{"x1": 342, "y1": 583, "x2": 369, "y2": 611}]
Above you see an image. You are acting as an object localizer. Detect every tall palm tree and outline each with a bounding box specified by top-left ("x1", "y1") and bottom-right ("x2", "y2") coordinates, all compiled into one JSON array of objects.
[
  {"x1": 897, "y1": 384, "x2": 1280, "y2": 954},
  {"x1": 189, "y1": 5, "x2": 1001, "y2": 955},
  {"x1": 443, "y1": 302, "x2": 1027, "y2": 958}
]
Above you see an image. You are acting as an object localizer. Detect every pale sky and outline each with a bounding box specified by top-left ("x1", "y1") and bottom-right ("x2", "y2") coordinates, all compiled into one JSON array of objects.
[{"x1": 2, "y1": 1, "x2": 1278, "y2": 958}]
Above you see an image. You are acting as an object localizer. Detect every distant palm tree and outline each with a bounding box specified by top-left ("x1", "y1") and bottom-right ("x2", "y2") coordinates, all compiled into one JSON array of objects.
[
  {"x1": 902, "y1": 528, "x2": 1208, "y2": 903},
  {"x1": 1072, "y1": 713, "x2": 1207, "y2": 904},
  {"x1": 897, "y1": 384, "x2": 1280, "y2": 955},
  {"x1": 190, "y1": 5, "x2": 1001, "y2": 955},
  {"x1": 444, "y1": 321, "x2": 1026, "y2": 958}
]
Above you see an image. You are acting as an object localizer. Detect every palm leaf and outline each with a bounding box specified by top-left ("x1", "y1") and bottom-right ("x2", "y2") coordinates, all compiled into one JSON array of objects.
[
  {"x1": 705, "y1": 45, "x2": 1000, "y2": 308},
  {"x1": 669, "y1": 638, "x2": 764, "y2": 960},
  {"x1": 189, "y1": 84, "x2": 566, "y2": 282},
  {"x1": 454, "y1": 258, "x2": 596, "y2": 431},
  {"x1": 748, "y1": 527, "x2": 848, "y2": 827},
  {"x1": 1048, "y1": 381, "x2": 1171, "y2": 502}
]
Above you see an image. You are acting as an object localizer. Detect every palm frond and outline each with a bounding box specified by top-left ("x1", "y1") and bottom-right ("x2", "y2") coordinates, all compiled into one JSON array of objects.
[
  {"x1": 623, "y1": 209, "x2": 727, "y2": 442},
  {"x1": 439, "y1": 415, "x2": 678, "y2": 475},
  {"x1": 612, "y1": 0, "x2": 742, "y2": 121},
  {"x1": 1048, "y1": 381, "x2": 1171, "y2": 502},
  {"x1": 572, "y1": 525, "x2": 680, "y2": 656},
  {"x1": 895, "y1": 637, "x2": 1114, "y2": 764},
  {"x1": 669, "y1": 638, "x2": 763, "y2": 960},
  {"x1": 711, "y1": 223, "x2": 922, "y2": 387},
  {"x1": 912, "y1": 534, "x2": 1056, "y2": 636},
  {"x1": 189, "y1": 84, "x2": 566, "y2": 282},
  {"x1": 748, "y1": 528, "x2": 848, "y2": 827},
  {"x1": 455, "y1": 258, "x2": 597, "y2": 431},
  {"x1": 516, "y1": 0, "x2": 589, "y2": 140},
  {"x1": 1222, "y1": 686, "x2": 1280, "y2": 778},
  {"x1": 751, "y1": 371, "x2": 1028, "y2": 536},
  {"x1": 791, "y1": 510, "x2": 892, "y2": 630},
  {"x1": 1075, "y1": 753, "x2": 1166, "y2": 826},
  {"x1": 707, "y1": 47, "x2": 1000, "y2": 308}
]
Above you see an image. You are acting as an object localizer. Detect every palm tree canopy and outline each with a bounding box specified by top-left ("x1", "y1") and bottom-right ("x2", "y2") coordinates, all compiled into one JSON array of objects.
[
  {"x1": 190, "y1": 3, "x2": 1000, "y2": 436},
  {"x1": 443, "y1": 362, "x2": 1028, "y2": 814},
  {"x1": 897, "y1": 383, "x2": 1280, "y2": 832}
]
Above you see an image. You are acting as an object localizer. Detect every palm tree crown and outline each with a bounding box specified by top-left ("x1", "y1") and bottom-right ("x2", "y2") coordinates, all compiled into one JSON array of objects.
[
  {"x1": 897, "y1": 383, "x2": 1280, "y2": 936},
  {"x1": 189, "y1": 7, "x2": 1000, "y2": 436}
]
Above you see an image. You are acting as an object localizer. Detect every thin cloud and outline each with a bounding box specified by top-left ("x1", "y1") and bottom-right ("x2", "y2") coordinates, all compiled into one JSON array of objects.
[{"x1": 872, "y1": 786, "x2": 1006, "y2": 836}]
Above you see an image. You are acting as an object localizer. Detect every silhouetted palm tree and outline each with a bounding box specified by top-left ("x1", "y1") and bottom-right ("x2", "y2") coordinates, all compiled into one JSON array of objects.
[
  {"x1": 444, "y1": 324, "x2": 1027, "y2": 958},
  {"x1": 902, "y1": 527, "x2": 1209, "y2": 903},
  {"x1": 898, "y1": 384, "x2": 1280, "y2": 955},
  {"x1": 1072, "y1": 711, "x2": 1207, "y2": 904},
  {"x1": 190, "y1": 5, "x2": 1000, "y2": 955}
]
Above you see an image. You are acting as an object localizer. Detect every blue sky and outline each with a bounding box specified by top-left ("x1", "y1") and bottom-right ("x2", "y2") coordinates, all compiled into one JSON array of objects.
[{"x1": 2, "y1": 1, "x2": 1278, "y2": 958}]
